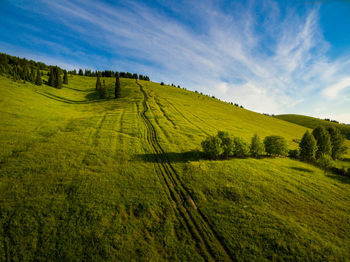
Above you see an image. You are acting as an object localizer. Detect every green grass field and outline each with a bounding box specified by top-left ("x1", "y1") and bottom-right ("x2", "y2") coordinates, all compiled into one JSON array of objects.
[
  {"x1": 275, "y1": 114, "x2": 350, "y2": 140},
  {"x1": 1, "y1": 75, "x2": 350, "y2": 261}
]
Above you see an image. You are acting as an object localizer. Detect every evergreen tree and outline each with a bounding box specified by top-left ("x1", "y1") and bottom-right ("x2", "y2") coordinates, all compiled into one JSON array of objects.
[
  {"x1": 115, "y1": 74, "x2": 121, "y2": 98},
  {"x1": 250, "y1": 134, "x2": 264, "y2": 158},
  {"x1": 48, "y1": 67, "x2": 55, "y2": 87},
  {"x1": 54, "y1": 66, "x2": 62, "y2": 89},
  {"x1": 78, "y1": 69, "x2": 84, "y2": 76},
  {"x1": 96, "y1": 74, "x2": 102, "y2": 90},
  {"x1": 299, "y1": 131, "x2": 317, "y2": 161},
  {"x1": 63, "y1": 70, "x2": 68, "y2": 84},
  {"x1": 35, "y1": 68, "x2": 42, "y2": 85},
  {"x1": 312, "y1": 126, "x2": 332, "y2": 159},
  {"x1": 30, "y1": 67, "x2": 35, "y2": 82},
  {"x1": 100, "y1": 80, "x2": 107, "y2": 98},
  {"x1": 327, "y1": 126, "x2": 347, "y2": 160}
]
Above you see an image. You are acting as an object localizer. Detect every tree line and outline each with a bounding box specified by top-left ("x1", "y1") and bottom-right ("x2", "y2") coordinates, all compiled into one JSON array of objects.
[
  {"x1": 201, "y1": 126, "x2": 349, "y2": 175},
  {"x1": 201, "y1": 131, "x2": 286, "y2": 159},
  {"x1": 69, "y1": 68, "x2": 150, "y2": 81},
  {"x1": 95, "y1": 73, "x2": 121, "y2": 99},
  {"x1": 0, "y1": 53, "x2": 50, "y2": 85}
]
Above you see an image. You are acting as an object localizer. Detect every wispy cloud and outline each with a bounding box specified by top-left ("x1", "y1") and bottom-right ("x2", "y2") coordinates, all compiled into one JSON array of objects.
[
  {"x1": 5, "y1": 0, "x2": 350, "y2": 122},
  {"x1": 322, "y1": 77, "x2": 350, "y2": 99}
]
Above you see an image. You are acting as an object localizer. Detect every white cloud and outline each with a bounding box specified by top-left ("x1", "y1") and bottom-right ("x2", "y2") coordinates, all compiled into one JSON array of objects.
[
  {"x1": 322, "y1": 77, "x2": 350, "y2": 99},
  {"x1": 8, "y1": 0, "x2": 350, "y2": 123}
]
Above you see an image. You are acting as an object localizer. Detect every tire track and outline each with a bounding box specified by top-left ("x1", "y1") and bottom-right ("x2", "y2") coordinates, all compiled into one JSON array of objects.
[{"x1": 137, "y1": 81, "x2": 233, "y2": 262}]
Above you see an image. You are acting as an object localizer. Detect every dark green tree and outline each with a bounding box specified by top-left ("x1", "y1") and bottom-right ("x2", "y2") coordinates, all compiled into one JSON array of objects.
[
  {"x1": 96, "y1": 74, "x2": 102, "y2": 90},
  {"x1": 201, "y1": 135, "x2": 222, "y2": 159},
  {"x1": 217, "y1": 131, "x2": 234, "y2": 158},
  {"x1": 78, "y1": 69, "x2": 84, "y2": 76},
  {"x1": 35, "y1": 68, "x2": 42, "y2": 85},
  {"x1": 63, "y1": 70, "x2": 68, "y2": 84},
  {"x1": 30, "y1": 67, "x2": 35, "y2": 83},
  {"x1": 250, "y1": 133, "x2": 264, "y2": 158},
  {"x1": 264, "y1": 135, "x2": 288, "y2": 156},
  {"x1": 115, "y1": 74, "x2": 121, "y2": 98},
  {"x1": 327, "y1": 126, "x2": 347, "y2": 160},
  {"x1": 233, "y1": 137, "x2": 249, "y2": 157},
  {"x1": 54, "y1": 66, "x2": 62, "y2": 89},
  {"x1": 299, "y1": 131, "x2": 317, "y2": 161},
  {"x1": 100, "y1": 80, "x2": 107, "y2": 98},
  {"x1": 48, "y1": 67, "x2": 55, "y2": 87},
  {"x1": 312, "y1": 126, "x2": 332, "y2": 159}
]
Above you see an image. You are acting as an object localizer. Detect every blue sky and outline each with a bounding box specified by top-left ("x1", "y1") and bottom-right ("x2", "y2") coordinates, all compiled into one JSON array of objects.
[{"x1": 1, "y1": 0, "x2": 350, "y2": 123}]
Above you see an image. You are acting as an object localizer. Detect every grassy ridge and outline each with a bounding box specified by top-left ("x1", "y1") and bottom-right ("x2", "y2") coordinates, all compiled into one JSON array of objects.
[
  {"x1": 275, "y1": 114, "x2": 350, "y2": 140},
  {"x1": 0, "y1": 75, "x2": 350, "y2": 260}
]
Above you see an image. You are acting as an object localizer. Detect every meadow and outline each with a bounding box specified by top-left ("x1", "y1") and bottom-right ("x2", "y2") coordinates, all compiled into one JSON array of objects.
[{"x1": 0, "y1": 74, "x2": 349, "y2": 261}]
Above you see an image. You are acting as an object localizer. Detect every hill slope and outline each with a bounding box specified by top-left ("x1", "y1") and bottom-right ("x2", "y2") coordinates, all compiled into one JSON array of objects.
[
  {"x1": 0, "y1": 75, "x2": 349, "y2": 261},
  {"x1": 275, "y1": 114, "x2": 350, "y2": 139}
]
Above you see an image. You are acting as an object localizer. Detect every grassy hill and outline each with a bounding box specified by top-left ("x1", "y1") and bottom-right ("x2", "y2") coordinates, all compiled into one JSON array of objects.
[
  {"x1": 1, "y1": 74, "x2": 350, "y2": 261},
  {"x1": 275, "y1": 114, "x2": 350, "y2": 140}
]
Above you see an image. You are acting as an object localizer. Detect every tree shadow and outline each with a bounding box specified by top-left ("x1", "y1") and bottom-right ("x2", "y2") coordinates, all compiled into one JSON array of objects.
[
  {"x1": 341, "y1": 158, "x2": 350, "y2": 162},
  {"x1": 325, "y1": 173, "x2": 350, "y2": 185},
  {"x1": 85, "y1": 91, "x2": 100, "y2": 100},
  {"x1": 66, "y1": 86, "x2": 93, "y2": 92},
  {"x1": 135, "y1": 150, "x2": 205, "y2": 163},
  {"x1": 289, "y1": 167, "x2": 314, "y2": 173}
]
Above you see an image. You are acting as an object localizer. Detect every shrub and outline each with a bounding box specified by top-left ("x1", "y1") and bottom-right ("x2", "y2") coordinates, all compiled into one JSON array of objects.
[
  {"x1": 327, "y1": 126, "x2": 347, "y2": 160},
  {"x1": 312, "y1": 126, "x2": 332, "y2": 159},
  {"x1": 233, "y1": 137, "x2": 249, "y2": 157},
  {"x1": 201, "y1": 135, "x2": 222, "y2": 159},
  {"x1": 250, "y1": 134, "x2": 264, "y2": 158},
  {"x1": 288, "y1": 149, "x2": 299, "y2": 159},
  {"x1": 217, "y1": 131, "x2": 234, "y2": 158},
  {"x1": 316, "y1": 154, "x2": 333, "y2": 174},
  {"x1": 299, "y1": 131, "x2": 316, "y2": 161},
  {"x1": 264, "y1": 135, "x2": 288, "y2": 156}
]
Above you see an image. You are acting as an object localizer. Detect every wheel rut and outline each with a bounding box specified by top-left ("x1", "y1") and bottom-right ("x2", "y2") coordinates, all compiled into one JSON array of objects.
[{"x1": 137, "y1": 81, "x2": 233, "y2": 262}]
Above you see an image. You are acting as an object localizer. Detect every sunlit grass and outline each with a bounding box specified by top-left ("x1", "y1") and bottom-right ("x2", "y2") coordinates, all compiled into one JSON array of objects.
[{"x1": 0, "y1": 75, "x2": 349, "y2": 260}]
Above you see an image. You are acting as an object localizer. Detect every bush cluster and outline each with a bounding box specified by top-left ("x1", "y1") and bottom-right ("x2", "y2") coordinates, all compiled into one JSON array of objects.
[
  {"x1": 201, "y1": 131, "x2": 289, "y2": 159},
  {"x1": 298, "y1": 126, "x2": 347, "y2": 162}
]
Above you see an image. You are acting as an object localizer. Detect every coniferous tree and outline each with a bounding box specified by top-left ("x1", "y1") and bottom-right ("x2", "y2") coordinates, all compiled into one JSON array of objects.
[
  {"x1": 78, "y1": 69, "x2": 84, "y2": 76},
  {"x1": 115, "y1": 74, "x2": 121, "y2": 98},
  {"x1": 35, "y1": 68, "x2": 42, "y2": 85},
  {"x1": 299, "y1": 131, "x2": 317, "y2": 161},
  {"x1": 63, "y1": 70, "x2": 68, "y2": 84},
  {"x1": 30, "y1": 67, "x2": 35, "y2": 83},
  {"x1": 312, "y1": 126, "x2": 332, "y2": 159},
  {"x1": 96, "y1": 74, "x2": 102, "y2": 90},
  {"x1": 100, "y1": 80, "x2": 107, "y2": 98},
  {"x1": 54, "y1": 66, "x2": 62, "y2": 89},
  {"x1": 327, "y1": 126, "x2": 347, "y2": 160},
  {"x1": 48, "y1": 67, "x2": 55, "y2": 87}
]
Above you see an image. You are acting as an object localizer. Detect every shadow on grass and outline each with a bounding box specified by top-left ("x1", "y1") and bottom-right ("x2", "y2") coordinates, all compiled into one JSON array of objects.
[
  {"x1": 342, "y1": 158, "x2": 350, "y2": 162},
  {"x1": 325, "y1": 173, "x2": 350, "y2": 185},
  {"x1": 135, "y1": 150, "x2": 205, "y2": 163},
  {"x1": 66, "y1": 86, "x2": 93, "y2": 92},
  {"x1": 36, "y1": 90, "x2": 113, "y2": 104},
  {"x1": 289, "y1": 167, "x2": 314, "y2": 173}
]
